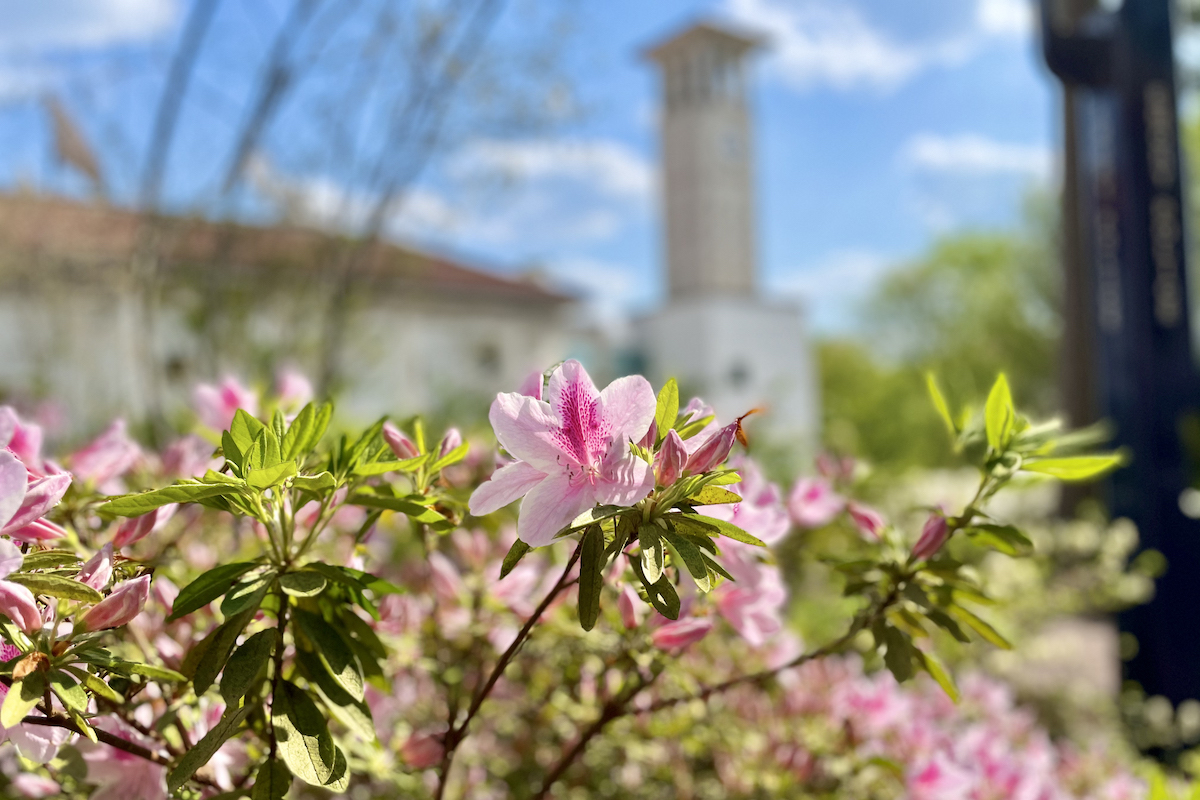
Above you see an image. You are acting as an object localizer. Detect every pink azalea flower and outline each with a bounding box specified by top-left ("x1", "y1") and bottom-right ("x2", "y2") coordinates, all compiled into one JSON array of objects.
[
  {"x1": 715, "y1": 567, "x2": 787, "y2": 647},
  {"x1": 112, "y1": 505, "x2": 177, "y2": 550},
  {"x1": 847, "y1": 501, "x2": 886, "y2": 541},
  {"x1": 274, "y1": 368, "x2": 313, "y2": 411},
  {"x1": 79, "y1": 575, "x2": 151, "y2": 632},
  {"x1": 81, "y1": 719, "x2": 167, "y2": 800},
  {"x1": 0, "y1": 540, "x2": 41, "y2": 633},
  {"x1": 651, "y1": 617, "x2": 714, "y2": 650},
  {"x1": 77, "y1": 544, "x2": 114, "y2": 590},
  {"x1": 516, "y1": 369, "x2": 544, "y2": 400},
  {"x1": 0, "y1": 450, "x2": 27, "y2": 533},
  {"x1": 1, "y1": 473, "x2": 71, "y2": 539},
  {"x1": 699, "y1": 458, "x2": 790, "y2": 546},
  {"x1": 192, "y1": 377, "x2": 258, "y2": 432},
  {"x1": 1, "y1": 407, "x2": 48, "y2": 476},
  {"x1": 10, "y1": 774, "x2": 61, "y2": 798},
  {"x1": 913, "y1": 513, "x2": 950, "y2": 561},
  {"x1": 427, "y1": 552, "x2": 465, "y2": 604},
  {"x1": 787, "y1": 477, "x2": 845, "y2": 529},
  {"x1": 468, "y1": 360, "x2": 656, "y2": 547},
  {"x1": 70, "y1": 420, "x2": 140, "y2": 487},
  {"x1": 908, "y1": 753, "x2": 975, "y2": 800},
  {"x1": 618, "y1": 584, "x2": 643, "y2": 629},
  {"x1": 161, "y1": 435, "x2": 219, "y2": 479}
]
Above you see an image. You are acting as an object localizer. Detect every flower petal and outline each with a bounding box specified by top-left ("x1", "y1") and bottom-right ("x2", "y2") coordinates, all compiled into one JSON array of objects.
[
  {"x1": 5, "y1": 518, "x2": 68, "y2": 543},
  {"x1": 2, "y1": 473, "x2": 71, "y2": 534},
  {"x1": 0, "y1": 538, "x2": 22, "y2": 580},
  {"x1": 0, "y1": 407, "x2": 16, "y2": 449},
  {"x1": 598, "y1": 374, "x2": 656, "y2": 445},
  {"x1": 545, "y1": 360, "x2": 600, "y2": 424},
  {"x1": 594, "y1": 451, "x2": 654, "y2": 507},
  {"x1": 488, "y1": 392, "x2": 565, "y2": 470},
  {"x1": 517, "y1": 472, "x2": 590, "y2": 547},
  {"x1": 0, "y1": 450, "x2": 26, "y2": 531},
  {"x1": 469, "y1": 460, "x2": 547, "y2": 517}
]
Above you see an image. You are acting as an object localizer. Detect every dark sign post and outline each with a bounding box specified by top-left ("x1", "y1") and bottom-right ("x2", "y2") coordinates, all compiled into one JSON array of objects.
[{"x1": 1042, "y1": 0, "x2": 1200, "y2": 705}]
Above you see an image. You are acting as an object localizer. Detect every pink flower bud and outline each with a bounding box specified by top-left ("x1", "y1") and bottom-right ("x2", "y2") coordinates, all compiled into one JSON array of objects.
[
  {"x1": 516, "y1": 370, "x2": 544, "y2": 400},
  {"x1": 787, "y1": 477, "x2": 845, "y2": 529},
  {"x1": 383, "y1": 422, "x2": 419, "y2": 460},
  {"x1": 655, "y1": 430, "x2": 687, "y2": 486},
  {"x1": 618, "y1": 584, "x2": 643, "y2": 630},
  {"x1": 5, "y1": 518, "x2": 67, "y2": 543},
  {"x1": 1, "y1": 473, "x2": 71, "y2": 536},
  {"x1": 438, "y1": 428, "x2": 463, "y2": 458},
  {"x1": 0, "y1": 581, "x2": 41, "y2": 633},
  {"x1": 651, "y1": 617, "x2": 714, "y2": 650},
  {"x1": 112, "y1": 504, "x2": 177, "y2": 549},
  {"x1": 913, "y1": 513, "x2": 950, "y2": 561},
  {"x1": 401, "y1": 733, "x2": 445, "y2": 769},
  {"x1": 79, "y1": 575, "x2": 150, "y2": 632},
  {"x1": 686, "y1": 423, "x2": 738, "y2": 474},
  {"x1": 5, "y1": 413, "x2": 46, "y2": 476},
  {"x1": 847, "y1": 502, "x2": 886, "y2": 541},
  {"x1": 637, "y1": 418, "x2": 657, "y2": 450},
  {"x1": 78, "y1": 544, "x2": 114, "y2": 591},
  {"x1": 274, "y1": 369, "x2": 313, "y2": 410}
]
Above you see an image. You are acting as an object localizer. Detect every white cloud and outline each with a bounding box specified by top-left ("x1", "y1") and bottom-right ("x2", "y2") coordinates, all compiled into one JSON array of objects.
[
  {"x1": 900, "y1": 133, "x2": 1053, "y2": 178},
  {"x1": 977, "y1": 0, "x2": 1034, "y2": 36},
  {"x1": 450, "y1": 139, "x2": 656, "y2": 202},
  {"x1": 0, "y1": 0, "x2": 178, "y2": 52}
]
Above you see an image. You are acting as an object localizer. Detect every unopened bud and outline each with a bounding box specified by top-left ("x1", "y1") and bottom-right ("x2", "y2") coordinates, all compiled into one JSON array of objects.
[
  {"x1": 847, "y1": 502, "x2": 885, "y2": 541},
  {"x1": 912, "y1": 513, "x2": 950, "y2": 561},
  {"x1": 79, "y1": 575, "x2": 150, "y2": 632},
  {"x1": 438, "y1": 428, "x2": 463, "y2": 458},
  {"x1": 655, "y1": 430, "x2": 687, "y2": 486},
  {"x1": 383, "y1": 422, "x2": 419, "y2": 460},
  {"x1": 651, "y1": 617, "x2": 713, "y2": 650},
  {"x1": 685, "y1": 423, "x2": 738, "y2": 474}
]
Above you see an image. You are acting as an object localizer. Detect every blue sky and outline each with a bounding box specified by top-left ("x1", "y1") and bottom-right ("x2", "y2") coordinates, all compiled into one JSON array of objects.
[{"x1": 0, "y1": 0, "x2": 1056, "y2": 333}]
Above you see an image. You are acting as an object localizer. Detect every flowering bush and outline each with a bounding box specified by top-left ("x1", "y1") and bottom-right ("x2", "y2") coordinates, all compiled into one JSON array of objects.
[{"x1": 0, "y1": 364, "x2": 1144, "y2": 798}]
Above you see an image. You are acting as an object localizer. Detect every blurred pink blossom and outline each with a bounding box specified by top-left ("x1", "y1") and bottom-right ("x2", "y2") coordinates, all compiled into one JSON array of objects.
[
  {"x1": 651, "y1": 617, "x2": 714, "y2": 650},
  {"x1": 787, "y1": 477, "x2": 844, "y2": 529},
  {"x1": 193, "y1": 377, "x2": 258, "y2": 432},
  {"x1": 847, "y1": 501, "x2": 886, "y2": 541},
  {"x1": 70, "y1": 420, "x2": 140, "y2": 488}
]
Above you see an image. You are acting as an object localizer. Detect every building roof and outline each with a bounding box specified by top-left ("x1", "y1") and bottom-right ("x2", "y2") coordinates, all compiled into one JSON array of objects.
[
  {"x1": 642, "y1": 20, "x2": 765, "y2": 63},
  {"x1": 0, "y1": 192, "x2": 570, "y2": 304}
]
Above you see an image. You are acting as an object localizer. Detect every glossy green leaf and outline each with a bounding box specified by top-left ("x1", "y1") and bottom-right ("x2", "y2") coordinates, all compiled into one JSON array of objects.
[
  {"x1": 499, "y1": 539, "x2": 531, "y2": 579},
  {"x1": 293, "y1": 609, "x2": 364, "y2": 702},
  {"x1": 246, "y1": 461, "x2": 297, "y2": 489},
  {"x1": 430, "y1": 442, "x2": 469, "y2": 472},
  {"x1": 687, "y1": 486, "x2": 742, "y2": 506},
  {"x1": 322, "y1": 747, "x2": 350, "y2": 792},
  {"x1": 193, "y1": 607, "x2": 256, "y2": 695},
  {"x1": 279, "y1": 572, "x2": 327, "y2": 598},
  {"x1": 168, "y1": 705, "x2": 252, "y2": 792},
  {"x1": 1021, "y1": 455, "x2": 1123, "y2": 481},
  {"x1": 662, "y1": 531, "x2": 712, "y2": 593},
  {"x1": 220, "y1": 573, "x2": 273, "y2": 617},
  {"x1": 6, "y1": 573, "x2": 102, "y2": 604},
  {"x1": 272, "y1": 680, "x2": 336, "y2": 786},
  {"x1": 220, "y1": 629, "x2": 278, "y2": 704},
  {"x1": 638, "y1": 523, "x2": 665, "y2": 585},
  {"x1": 655, "y1": 378, "x2": 679, "y2": 441},
  {"x1": 984, "y1": 373, "x2": 1014, "y2": 451},
  {"x1": 100, "y1": 483, "x2": 242, "y2": 517},
  {"x1": 577, "y1": 526, "x2": 605, "y2": 631},
  {"x1": 1, "y1": 672, "x2": 44, "y2": 728},
  {"x1": 169, "y1": 562, "x2": 259, "y2": 622},
  {"x1": 630, "y1": 556, "x2": 680, "y2": 620},
  {"x1": 19, "y1": 550, "x2": 81, "y2": 570},
  {"x1": 49, "y1": 671, "x2": 88, "y2": 714},
  {"x1": 675, "y1": 514, "x2": 765, "y2": 547},
  {"x1": 292, "y1": 472, "x2": 336, "y2": 493},
  {"x1": 251, "y1": 760, "x2": 292, "y2": 800},
  {"x1": 229, "y1": 410, "x2": 266, "y2": 459}
]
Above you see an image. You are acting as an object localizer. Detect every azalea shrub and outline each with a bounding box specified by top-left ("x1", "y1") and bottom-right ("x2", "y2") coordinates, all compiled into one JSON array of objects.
[{"x1": 0, "y1": 362, "x2": 1146, "y2": 799}]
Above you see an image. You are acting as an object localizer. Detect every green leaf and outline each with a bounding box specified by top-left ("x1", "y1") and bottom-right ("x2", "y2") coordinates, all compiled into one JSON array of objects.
[
  {"x1": 283, "y1": 402, "x2": 332, "y2": 463},
  {"x1": 345, "y1": 417, "x2": 388, "y2": 472},
  {"x1": 246, "y1": 461, "x2": 297, "y2": 489},
  {"x1": 292, "y1": 472, "x2": 336, "y2": 493},
  {"x1": 984, "y1": 373, "x2": 1014, "y2": 452},
  {"x1": 246, "y1": 429, "x2": 283, "y2": 472},
  {"x1": 19, "y1": 550, "x2": 81, "y2": 570},
  {"x1": 655, "y1": 378, "x2": 679, "y2": 442},
  {"x1": 220, "y1": 629, "x2": 278, "y2": 704},
  {"x1": 339, "y1": 610, "x2": 388, "y2": 660},
  {"x1": 77, "y1": 671, "x2": 123, "y2": 704},
  {"x1": 638, "y1": 524, "x2": 665, "y2": 585},
  {"x1": 5, "y1": 573, "x2": 102, "y2": 604},
  {"x1": 675, "y1": 514, "x2": 765, "y2": 547},
  {"x1": 676, "y1": 414, "x2": 714, "y2": 441},
  {"x1": 499, "y1": 539, "x2": 532, "y2": 580},
  {"x1": 279, "y1": 572, "x2": 327, "y2": 598},
  {"x1": 272, "y1": 680, "x2": 336, "y2": 786},
  {"x1": 168, "y1": 705, "x2": 253, "y2": 792},
  {"x1": 271, "y1": 409, "x2": 287, "y2": 448},
  {"x1": 251, "y1": 760, "x2": 292, "y2": 800},
  {"x1": 1, "y1": 671, "x2": 44, "y2": 728},
  {"x1": 296, "y1": 648, "x2": 377, "y2": 742},
  {"x1": 119, "y1": 662, "x2": 187, "y2": 683},
  {"x1": 430, "y1": 442, "x2": 469, "y2": 472},
  {"x1": 193, "y1": 607, "x2": 256, "y2": 695},
  {"x1": 1021, "y1": 455, "x2": 1124, "y2": 481},
  {"x1": 706, "y1": 471, "x2": 742, "y2": 486},
  {"x1": 222, "y1": 431, "x2": 245, "y2": 473},
  {"x1": 662, "y1": 531, "x2": 712, "y2": 593},
  {"x1": 352, "y1": 453, "x2": 430, "y2": 477},
  {"x1": 229, "y1": 409, "x2": 266, "y2": 458},
  {"x1": 577, "y1": 526, "x2": 605, "y2": 631},
  {"x1": 49, "y1": 671, "x2": 88, "y2": 714},
  {"x1": 923, "y1": 608, "x2": 971, "y2": 643},
  {"x1": 630, "y1": 556, "x2": 680, "y2": 620},
  {"x1": 347, "y1": 494, "x2": 452, "y2": 529},
  {"x1": 915, "y1": 650, "x2": 960, "y2": 702},
  {"x1": 100, "y1": 482, "x2": 243, "y2": 517},
  {"x1": 686, "y1": 486, "x2": 742, "y2": 506},
  {"x1": 170, "y1": 562, "x2": 259, "y2": 621},
  {"x1": 947, "y1": 604, "x2": 1011, "y2": 649},
  {"x1": 926, "y1": 373, "x2": 958, "y2": 439},
  {"x1": 220, "y1": 573, "x2": 273, "y2": 617},
  {"x1": 964, "y1": 524, "x2": 1033, "y2": 557},
  {"x1": 322, "y1": 747, "x2": 350, "y2": 792},
  {"x1": 875, "y1": 623, "x2": 915, "y2": 683},
  {"x1": 293, "y1": 609, "x2": 364, "y2": 703}
]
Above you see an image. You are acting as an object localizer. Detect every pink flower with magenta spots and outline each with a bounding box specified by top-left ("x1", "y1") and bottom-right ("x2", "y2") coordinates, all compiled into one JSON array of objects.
[{"x1": 469, "y1": 360, "x2": 656, "y2": 546}]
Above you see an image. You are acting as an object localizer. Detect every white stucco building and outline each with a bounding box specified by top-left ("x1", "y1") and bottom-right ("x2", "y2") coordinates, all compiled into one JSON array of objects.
[{"x1": 637, "y1": 22, "x2": 818, "y2": 450}]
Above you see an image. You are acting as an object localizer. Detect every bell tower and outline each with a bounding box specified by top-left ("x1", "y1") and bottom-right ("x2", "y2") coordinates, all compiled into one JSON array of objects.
[{"x1": 645, "y1": 24, "x2": 762, "y2": 298}]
